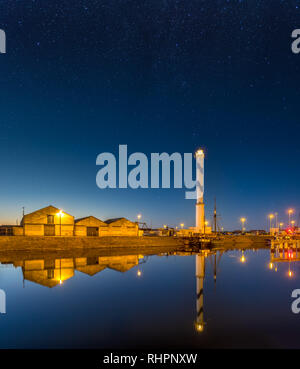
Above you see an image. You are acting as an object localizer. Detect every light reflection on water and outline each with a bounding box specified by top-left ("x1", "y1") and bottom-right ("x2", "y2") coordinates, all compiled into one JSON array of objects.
[{"x1": 0, "y1": 241, "x2": 300, "y2": 348}]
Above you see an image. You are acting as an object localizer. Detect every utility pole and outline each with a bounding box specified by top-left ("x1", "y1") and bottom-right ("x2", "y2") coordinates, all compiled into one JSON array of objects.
[
  {"x1": 214, "y1": 198, "x2": 217, "y2": 233},
  {"x1": 22, "y1": 207, "x2": 25, "y2": 235}
]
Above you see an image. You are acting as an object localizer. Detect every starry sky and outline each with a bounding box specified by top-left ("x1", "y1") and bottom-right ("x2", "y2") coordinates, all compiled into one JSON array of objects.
[{"x1": 0, "y1": 0, "x2": 300, "y2": 230}]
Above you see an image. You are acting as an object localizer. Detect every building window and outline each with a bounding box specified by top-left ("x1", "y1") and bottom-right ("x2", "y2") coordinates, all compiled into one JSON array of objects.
[
  {"x1": 47, "y1": 215, "x2": 54, "y2": 224},
  {"x1": 47, "y1": 269, "x2": 54, "y2": 279}
]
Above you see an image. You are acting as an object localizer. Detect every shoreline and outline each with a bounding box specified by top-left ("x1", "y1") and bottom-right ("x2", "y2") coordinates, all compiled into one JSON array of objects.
[
  {"x1": 0, "y1": 234, "x2": 273, "y2": 252},
  {"x1": 0, "y1": 235, "x2": 185, "y2": 251}
]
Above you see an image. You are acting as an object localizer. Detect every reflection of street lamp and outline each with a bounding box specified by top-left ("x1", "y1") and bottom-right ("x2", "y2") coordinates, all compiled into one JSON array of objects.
[
  {"x1": 288, "y1": 263, "x2": 293, "y2": 278},
  {"x1": 240, "y1": 251, "x2": 246, "y2": 263},
  {"x1": 137, "y1": 269, "x2": 142, "y2": 277},
  {"x1": 240, "y1": 218, "x2": 246, "y2": 232},
  {"x1": 195, "y1": 323, "x2": 204, "y2": 332},
  {"x1": 269, "y1": 262, "x2": 273, "y2": 270},
  {"x1": 59, "y1": 258, "x2": 63, "y2": 285}
]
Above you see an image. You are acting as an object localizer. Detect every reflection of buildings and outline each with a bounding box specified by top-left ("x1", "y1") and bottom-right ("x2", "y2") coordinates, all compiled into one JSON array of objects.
[
  {"x1": 270, "y1": 240, "x2": 300, "y2": 276},
  {"x1": 3, "y1": 254, "x2": 145, "y2": 288},
  {"x1": 23, "y1": 259, "x2": 74, "y2": 287}
]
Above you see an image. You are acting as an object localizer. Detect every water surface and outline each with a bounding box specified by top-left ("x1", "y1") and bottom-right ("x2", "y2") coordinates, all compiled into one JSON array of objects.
[{"x1": 0, "y1": 243, "x2": 299, "y2": 349}]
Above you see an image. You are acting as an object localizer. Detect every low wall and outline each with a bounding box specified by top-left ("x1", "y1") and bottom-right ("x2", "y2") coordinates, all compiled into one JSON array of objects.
[{"x1": 0, "y1": 236, "x2": 185, "y2": 251}]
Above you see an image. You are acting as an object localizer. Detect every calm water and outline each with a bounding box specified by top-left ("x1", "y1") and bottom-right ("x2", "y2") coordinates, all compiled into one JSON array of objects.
[{"x1": 0, "y1": 244, "x2": 300, "y2": 349}]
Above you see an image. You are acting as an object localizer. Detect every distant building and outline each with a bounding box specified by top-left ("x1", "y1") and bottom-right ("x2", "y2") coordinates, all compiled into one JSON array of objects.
[
  {"x1": 1, "y1": 205, "x2": 140, "y2": 237},
  {"x1": 270, "y1": 227, "x2": 279, "y2": 235},
  {"x1": 74, "y1": 216, "x2": 108, "y2": 237},
  {"x1": 248, "y1": 230, "x2": 267, "y2": 235},
  {"x1": 105, "y1": 218, "x2": 139, "y2": 236}
]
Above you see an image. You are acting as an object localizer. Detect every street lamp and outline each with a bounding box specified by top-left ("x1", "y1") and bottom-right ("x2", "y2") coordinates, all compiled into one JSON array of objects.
[
  {"x1": 137, "y1": 214, "x2": 142, "y2": 221},
  {"x1": 274, "y1": 212, "x2": 278, "y2": 228},
  {"x1": 58, "y1": 210, "x2": 63, "y2": 236},
  {"x1": 240, "y1": 218, "x2": 246, "y2": 233},
  {"x1": 291, "y1": 220, "x2": 295, "y2": 228},
  {"x1": 269, "y1": 214, "x2": 274, "y2": 233},
  {"x1": 180, "y1": 223, "x2": 184, "y2": 229},
  {"x1": 203, "y1": 220, "x2": 209, "y2": 234},
  {"x1": 288, "y1": 209, "x2": 294, "y2": 226}
]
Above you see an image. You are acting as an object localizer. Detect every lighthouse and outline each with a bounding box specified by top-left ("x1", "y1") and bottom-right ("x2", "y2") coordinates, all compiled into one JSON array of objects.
[{"x1": 195, "y1": 149, "x2": 205, "y2": 233}]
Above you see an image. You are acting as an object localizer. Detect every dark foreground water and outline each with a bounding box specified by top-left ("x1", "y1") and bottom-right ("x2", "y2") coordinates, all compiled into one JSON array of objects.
[{"x1": 0, "y1": 244, "x2": 300, "y2": 349}]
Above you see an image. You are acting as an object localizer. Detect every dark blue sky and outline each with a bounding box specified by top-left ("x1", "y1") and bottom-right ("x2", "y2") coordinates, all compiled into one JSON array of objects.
[{"x1": 0, "y1": 0, "x2": 299, "y2": 229}]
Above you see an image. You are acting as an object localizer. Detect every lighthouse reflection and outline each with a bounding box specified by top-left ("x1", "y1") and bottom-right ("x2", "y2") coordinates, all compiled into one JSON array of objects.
[
  {"x1": 194, "y1": 249, "x2": 223, "y2": 333},
  {"x1": 195, "y1": 253, "x2": 205, "y2": 332}
]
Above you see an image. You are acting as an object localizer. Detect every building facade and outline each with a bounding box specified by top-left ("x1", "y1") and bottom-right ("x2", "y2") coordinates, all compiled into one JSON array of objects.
[
  {"x1": 74, "y1": 216, "x2": 109, "y2": 237},
  {"x1": 13, "y1": 205, "x2": 140, "y2": 237},
  {"x1": 105, "y1": 218, "x2": 139, "y2": 236},
  {"x1": 21, "y1": 205, "x2": 74, "y2": 236}
]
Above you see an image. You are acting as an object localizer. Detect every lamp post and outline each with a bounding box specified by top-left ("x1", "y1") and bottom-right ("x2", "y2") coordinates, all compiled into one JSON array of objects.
[
  {"x1": 180, "y1": 223, "x2": 184, "y2": 229},
  {"x1": 269, "y1": 214, "x2": 274, "y2": 234},
  {"x1": 288, "y1": 209, "x2": 294, "y2": 226},
  {"x1": 240, "y1": 218, "x2": 246, "y2": 233},
  {"x1": 58, "y1": 210, "x2": 63, "y2": 236},
  {"x1": 275, "y1": 212, "x2": 278, "y2": 228},
  {"x1": 204, "y1": 221, "x2": 209, "y2": 234}
]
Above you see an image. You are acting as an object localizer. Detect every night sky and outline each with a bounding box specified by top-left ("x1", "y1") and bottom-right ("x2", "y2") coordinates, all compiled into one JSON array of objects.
[{"x1": 0, "y1": 0, "x2": 300, "y2": 230}]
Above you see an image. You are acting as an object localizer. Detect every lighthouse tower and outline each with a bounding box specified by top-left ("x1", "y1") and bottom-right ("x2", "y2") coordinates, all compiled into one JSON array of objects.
[
  {"x1": 195, "y1": 254, "x2": 205, "y2": 332},
  {"x1": 195, "y1": 149, "x2": 205, "y2": 233}
]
